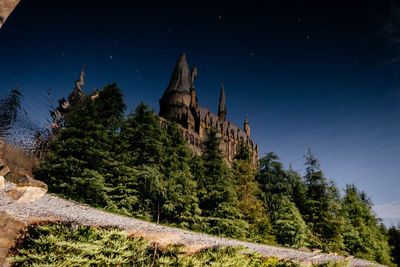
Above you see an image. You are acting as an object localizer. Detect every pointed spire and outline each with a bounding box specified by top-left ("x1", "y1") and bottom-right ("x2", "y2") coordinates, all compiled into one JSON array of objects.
[
  {"x1": 218, "y1": 82, "x2": 226, "y2": 121},
  {"x1": 244, "y1": 115, "x2": 250, "y2": 136},
  {"x1": 164, "y1": 52, "x2": 192, "y2": 95},
  {"x1": 69, "y1": 64, "x2": 86, "y2": 104}
]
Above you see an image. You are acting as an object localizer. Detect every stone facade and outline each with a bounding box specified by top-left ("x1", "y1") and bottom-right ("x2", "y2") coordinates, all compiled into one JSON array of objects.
[{"x1": 159, "y1": 53, "x2": 259, "y2": 166}]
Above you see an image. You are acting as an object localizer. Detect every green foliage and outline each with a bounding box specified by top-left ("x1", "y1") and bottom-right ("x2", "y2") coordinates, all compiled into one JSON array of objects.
[
  {"x1": 34, "y1": 83, "x2": 397, "y2": 266},
  {"x1": 8, "y1": 224, "x2": 304, "y2": 267},
  {"x1": 256, "y1": 153, "x2": 308, "y2": 247},
  {"x1": 196, "y1": 130, "x2": 248, "y2": 238},
  {"x1": 341, "y1": 184, "x2": 393, "y2": 265},
  {"x1": 233, "y1": 156, "x2": 275, "y2": 244},
  {"x1": 387, "y1": 225, "x2": 400, "y2": 267},
  {"x1": 270, "y1": 197, "x2": 310, "y2": 248},
  {"x1": 8, "y1": 224, "x2": 152, "y2": 266},
  {"x1": 302, "y1": 148, "x2": 344, "y2": 252}
]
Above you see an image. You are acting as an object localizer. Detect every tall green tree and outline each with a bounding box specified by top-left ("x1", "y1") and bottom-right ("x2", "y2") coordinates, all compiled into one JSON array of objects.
[
  {"x1": 232, "y1": 150, "x2": 274, "y2": 244},
  {"x1": 197, "y1": 130, "x2": 248, "y2": 238},
  {"x1": 302, "y1": 148, "x2": 344, "y2": 251},
  {"x1": 37, "y1": 94, "x2": 111, "y2": 205},
  {"x1": 256, "y1": 152, "x2": 309, "y2": 247},
  {"x1": 116, "y1": 103, "x2": 200, "y2": 227},
  {"x1": 342, "y1": 184, "x2": 393, "y2": 265}
]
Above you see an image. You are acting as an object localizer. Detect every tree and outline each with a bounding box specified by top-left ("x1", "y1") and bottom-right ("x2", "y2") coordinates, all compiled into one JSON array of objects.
[
  {"x1": 92, "y1": 83, "x2": 126, "y2": 131},
  {"x1": 256, "y1": 152, "x2": 308, "y2": 246},
  {"x1": 196, "y1": 130, "x2": 248, "y2": 238},
  {"x1": 116, "y1": 103, "x2": 200, "y2": 227},
  {"x1": 36, "y1": 94, "x2": 112, "y2": 206},
  {"x1": 302, "y1": 148, "x2": 344, "y2": 251},
  {"x1": 388, "y1": 225, "x2": 400, "y2": 267},
  {"x1": 271, "y1": 197, "x2": 310, "y2": 248},
  {"x1": 342, "y1": 184, "x2": 393, "y2": 265},
  {"x1": 257, "y1": 152, "x2": 293, "y2": 212},
  {"x1": 232, "y1": 154, "x2": 274, "y2": 244}
]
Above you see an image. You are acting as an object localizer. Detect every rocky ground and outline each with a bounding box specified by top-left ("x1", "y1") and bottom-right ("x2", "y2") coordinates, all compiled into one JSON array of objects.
[{"x1": 0, "y1": 180, "x2": 386, "y2": 267}]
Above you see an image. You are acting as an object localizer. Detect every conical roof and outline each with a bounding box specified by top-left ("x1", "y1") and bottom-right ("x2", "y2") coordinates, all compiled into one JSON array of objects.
[{"x1": 165, "y1": 53, "x2": 192, "y2": 94}]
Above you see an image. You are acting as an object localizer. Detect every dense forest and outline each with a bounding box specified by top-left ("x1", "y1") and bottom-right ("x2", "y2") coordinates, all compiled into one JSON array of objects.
[{"x1": 1, "y1": 84, "x2": 400, "y2": 266}]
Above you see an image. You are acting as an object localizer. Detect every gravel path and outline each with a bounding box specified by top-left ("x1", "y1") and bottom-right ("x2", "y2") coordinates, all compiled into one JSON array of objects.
[{"x1": 0, "y1": 183, "x2": 384, "y2": 267}]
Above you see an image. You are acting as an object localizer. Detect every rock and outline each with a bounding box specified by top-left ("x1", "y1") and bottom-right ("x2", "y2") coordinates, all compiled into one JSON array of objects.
[
  {"x1": 0, "y1": 176, "x2": 4, "y2": 189},
  {"x1": 5, "y1": 186, "x2": 47, "y2": 203},
  {"x1": 4, "y1": 173, "x2": 47, "y2": 203},
  {"x1": 298, "y1": 246, "x2": 310, "y2": 252},
  {"x1": 7, "y1": 173, "x2": 47, "y2": 190},
  {"x1": 0, "y1": 211, "x2": 26, "y2": 266},
  {"x1": 0, "y1": 164, "x2": 10, "y2": 177}
]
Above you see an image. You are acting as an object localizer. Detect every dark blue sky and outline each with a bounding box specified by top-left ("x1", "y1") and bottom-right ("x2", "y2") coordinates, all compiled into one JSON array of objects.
[{"x1": 1, "y1": 1, "x2": 399, "y2": 225}]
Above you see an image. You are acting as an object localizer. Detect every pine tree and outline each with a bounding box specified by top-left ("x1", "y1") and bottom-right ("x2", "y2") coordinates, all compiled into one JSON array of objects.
[
  {"x1": 232, "y1": 146, "x2": 274, "y2": 243},
  {"x1": 197, "y1": 130, "x2": 248, "y2": 238},
  {"x1": 37, "y1": 94, "x2": 111, "y2": 206},
  {"x1": 116, "y1": 103, "x2": 200, "y2": 226},
  {"x1": 256, "y1": 152, "x2": 308, "y2": 247},
  {"x1": 271, "y1": 197, "x2": 310, "y2": 248},
  {"x1": 342, "y1": 184, "x2": 393, "y2": 265},
  {"x1": 302, "y1": 148, "x2": 344, "y2": 251}
]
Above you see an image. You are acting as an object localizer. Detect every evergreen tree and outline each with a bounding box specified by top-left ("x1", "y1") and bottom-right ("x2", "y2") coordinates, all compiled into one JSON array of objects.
[
  {"x1": 197, "y1": 130, "x2": 248, "y2": 238},
  {"x1": 232, "y1": 153, "x2": 274, "y2": 244},
  {"x1": 37, "y1": 94, "x2": 111, "y2": 205},
  {"x1": 116, "y1": 103, "x2": 200, "y2": 227},
  {"x1": 302, "y1": 148, "x2": 344, "y2": 251},
  {"x1": 388, "y1": 225, "x2": 400, "y2": 267},
  {"x1": 257, "y1": 152, "x2": 293, "y2": 211},
  {"x1": 118, "y1": 103, "x2": 165, "y2": 167},
  {"x1": 342, "y1": 184, "x2": 393, "y2": 265},
  {"x1": 92, "y1": 82, "x2": 126, "y2": 131},
  {"x1": 256, "y1": 152, "x2": 308, "y2": 247},
  {"x1": 271, "y1": 197, "x2": 310, "y2": 248}
]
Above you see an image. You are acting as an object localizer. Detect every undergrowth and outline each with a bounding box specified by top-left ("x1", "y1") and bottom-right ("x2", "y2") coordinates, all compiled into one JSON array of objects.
[{"x1": 7, "y1": 223, "x2": 345, "y2": 267}]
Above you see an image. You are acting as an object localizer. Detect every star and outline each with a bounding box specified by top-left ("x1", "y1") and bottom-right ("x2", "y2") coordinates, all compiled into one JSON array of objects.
[
  {"x1": 306, "y1": 35, "x2": 311, "y2": 40},
  {"x1": 250, "y1": 52, "x2": 255, "y2": 56},
  {"x1": 109, "y1": 56, "x2": 113, "y2": 60}
]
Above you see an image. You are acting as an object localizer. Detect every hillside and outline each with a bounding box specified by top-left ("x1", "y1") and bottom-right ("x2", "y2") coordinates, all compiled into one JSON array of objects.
[{"x1": 0, "y1": 180, "x2": 384, "y2": 267}]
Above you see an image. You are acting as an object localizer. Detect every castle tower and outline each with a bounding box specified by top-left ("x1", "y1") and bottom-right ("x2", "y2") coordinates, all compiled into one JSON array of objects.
[
  {"x1": 190, "y1": 64, "x2": 198, "y2": 108},
  {"x1": 159, "y1": 53, "x2": 193, "y2": 125},
  {"x1": 218, "y1": 82, "x2": 226, "y2": 121},
  {"x1": 244, "y1": 116, "x2": 250, "y2": 137}
]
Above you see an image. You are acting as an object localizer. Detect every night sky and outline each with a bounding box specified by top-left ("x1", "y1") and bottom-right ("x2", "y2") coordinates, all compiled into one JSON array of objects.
[{"x1": 1, "y1": 1, "x2": 399, "y2": 225}]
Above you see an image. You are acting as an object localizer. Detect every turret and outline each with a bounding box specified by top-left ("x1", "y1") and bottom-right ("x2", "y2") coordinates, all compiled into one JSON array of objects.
[
  {"x1": 244, "y1": 116, "x2": 250, "y2": 137},
  {"x1": 159, "y1": 53, "x2": 193, "y2": 121},
  {"x1": 218, "y1": 82, "x2": 226, "y2": 121},
  {"x1": 68, "y1": 65, "x2": 86, "y2": 105},
  {"x1": 190, "y1": 64, "x2": 198, "y2": 108}
]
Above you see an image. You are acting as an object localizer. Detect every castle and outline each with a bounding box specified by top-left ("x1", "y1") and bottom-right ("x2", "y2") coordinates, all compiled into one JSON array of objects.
[{"x1": 159, "y1": 53, "x2": 259, "y2": 166}]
